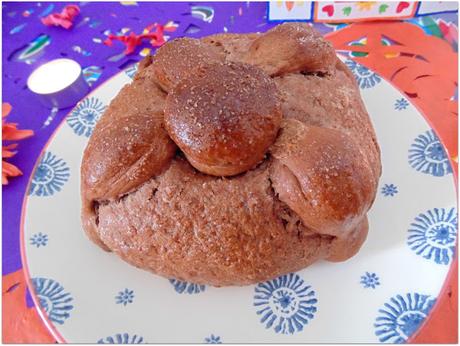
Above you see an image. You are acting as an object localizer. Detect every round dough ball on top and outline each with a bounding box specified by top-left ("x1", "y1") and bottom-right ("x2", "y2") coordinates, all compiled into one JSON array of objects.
[
  {"x1": 151, "y1": 37, "x2": 225, "y2": 92},
  {"x1": 165, "y1": 61, "x2": 282, "y2": 176},
  {"x1": 243, "y1": 22, "x2": 336, "y2": 76},
  {"x1": 270, "y1": 119, "x2": 375, "y2": 237}
]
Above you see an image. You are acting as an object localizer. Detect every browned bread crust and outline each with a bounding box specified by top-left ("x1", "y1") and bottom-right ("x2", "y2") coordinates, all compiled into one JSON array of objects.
[
  {"x1": 81, "y1": 23, "x2": 381, "y2": 286},
  {"x1": 165, "y1": 61, "x2": 282, "y2": 176},
  {"x1": 150, "y1": 37, "x2": 225, "y2": 92},
  {"x1": 270, "y1": 119, "x2": 375, "y2": 237},
  {"x1": 242, "y1": 23, "x2": 336, "y2": 76}
]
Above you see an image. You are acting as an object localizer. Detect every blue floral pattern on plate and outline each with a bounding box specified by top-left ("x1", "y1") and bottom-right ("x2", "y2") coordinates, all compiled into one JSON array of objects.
[
  {"x1": 67, "y1": 97, "x2": 106, "y2": 137},
  {"x1": 30, "y1": 232, "x2": 48, "y2": 247},
  {"x1": 374, "y1": 293, "x2": 436, "y2": 343},
  {"x1": 169, "y1": 279, "x2": 206, "y2": 294},
  {"x1": 29, "y1": 151, "x2": 70, "y2": 197},
  {"x1": 381, "y1": 183, "x2": 398, "y2": 197},
  {"x1": 31, "y1": 277, "x2": 74, "y2": 325},
  {"x1": 360, "y1": 272, "x2": 380, "y2": 289},
  {"x1": 97, "y1": 333, "x2": 145, "y2": 344},
  {"x1": 407, "y1": 207, "x2": 457, "y2": 265},
  {"x1": 344, "y1": 59, "x2": 382, "y2": 89},
  {"x1": 408, "y1": 130, "x2": 452, "y2": 177},
  {"x1": 254, "y1": 273, "x2": 317, "y2": 335},
  {"x1": 394, "y1": 98, "x2": 409, "y2": 110},
  {"x1": 204, "y1": 334, "x2": 222, "y2": 344},
  {"x1": 115, "y1": 288, "x2": 134, "y2": 306}
]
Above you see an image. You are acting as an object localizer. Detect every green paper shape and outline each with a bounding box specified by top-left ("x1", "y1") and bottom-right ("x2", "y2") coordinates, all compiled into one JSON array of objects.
[
  {"x1": 379, "y1": 4, "x2": 389, "y2": 14},
  {"x1": 343, "y1": 6, "x2": 352, "y2": 16},
  {"x1": 421, "y1": 16, "x2": 443, "y2": 38}
]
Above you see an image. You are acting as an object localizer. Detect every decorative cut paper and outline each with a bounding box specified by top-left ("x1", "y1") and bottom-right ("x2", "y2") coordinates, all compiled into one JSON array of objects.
[{"x1": 327, "y1": 21, "x2": 458, "y2": 159}]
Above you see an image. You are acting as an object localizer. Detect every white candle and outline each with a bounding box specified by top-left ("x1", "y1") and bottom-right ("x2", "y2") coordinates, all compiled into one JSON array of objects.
[{"x1": 27, "y1": 58, "x2": 89, "y2": 109}]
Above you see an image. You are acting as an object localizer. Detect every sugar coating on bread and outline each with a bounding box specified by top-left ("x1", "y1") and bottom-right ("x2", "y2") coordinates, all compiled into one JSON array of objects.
[
  {"x1": 165, "y1": 61, "x2": 282, "y2": 176},
  {"x1": 270, "y1": 119, "x2": 374, "y2": 237},
  {"x1": 203, "y1": 33, "x2": 261, "y2": 62},
  {"x1": 243, "y1": 22, "x2": 336, "y2": 76},
  {"x1": 274, "y1": 62, "x2": 381, "y2": 182},
  {"x1": 151, "y1": 37, "x2": 225, "y2": 92},
  {"x1": 81, "y1": 23, "x2": 381, "y2": 286},
  {"x1": 96, "y1": 158, "x2": 334, "y2": 286}
]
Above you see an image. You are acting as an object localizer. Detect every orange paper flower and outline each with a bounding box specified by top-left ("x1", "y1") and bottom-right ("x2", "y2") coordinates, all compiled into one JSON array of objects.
[{"x1": 2, "y1": 103, "x2": 34, "y2": 185}]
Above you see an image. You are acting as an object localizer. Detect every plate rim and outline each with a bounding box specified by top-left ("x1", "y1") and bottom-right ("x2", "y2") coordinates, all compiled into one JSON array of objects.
[
  {"x1": 19, "y1": 69, "x2": 128, "y2": 343},
  {"x1": 20, "y1": 58, "x2": 458, "y2": 344}
]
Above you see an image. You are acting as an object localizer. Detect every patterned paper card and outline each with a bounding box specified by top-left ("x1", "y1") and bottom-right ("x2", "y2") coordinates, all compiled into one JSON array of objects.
[
  {"x1": 268, "y1": 1, "x2": 458, "y2": 23},
  {"x1": 314, "y1": 2, "x2": 418, "y2": 22}
]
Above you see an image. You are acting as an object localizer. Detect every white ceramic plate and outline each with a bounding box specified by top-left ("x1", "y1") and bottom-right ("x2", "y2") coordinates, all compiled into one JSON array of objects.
[{"x1": 22, "y1": 60, "x2": 457, "y2": 343}]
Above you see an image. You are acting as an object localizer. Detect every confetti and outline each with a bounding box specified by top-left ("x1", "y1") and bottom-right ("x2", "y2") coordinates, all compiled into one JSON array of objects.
[
  {"x1": 104, "y1": 22, "x2": 177, "y2": 55},
  {"x1": 10, "y1": 23, "x2": 27, "y2": 35},
  {"x1": 42, "y1": 106, "x2": 59, "y2": 128},
  {"x1": 13, "y1": 34, "x2": 50, "y2": 64},
  {"x1": 92, "y1": 38, "x2": 103, "y2": 43},
  {"x1": 121, "y1": 1, "x2": 138, "y2": 5},
  {"x1": 39, "y1": 4, "x2": 54, "y2": 17},
  {"x1": 22, "y1": 9, "x2": 34, "y2": 17},
  {"x1": 89, "y1": 20, "x2": 101, "y2": 28},
  {"x1": 75, "y1": 17, "x2": 90, "y2": 28},
  {"x1": 164, "y1": 21, "x2": 179, "y2": 30},
  {"x1": 190, "y1": 5, "x2": 214, "y2": 23},
  {"x1": 72, "y1": 45, "x2": 92, "y2": 56},
  {"x1": 139, "y1": 47, "x2": 151, "y2": 57},
  {"x1": 107, "y1": 52, "x2": 126, "y2": 62},
  {"x1": 41, "y1": 5, "x2": 80, "y2": 29},
  {"x1": 82, "y1": 66, "x2": 103, "y2": 85},
  {"x1": 124, "y1": 63, "x2": 139, "y2": 79}
]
